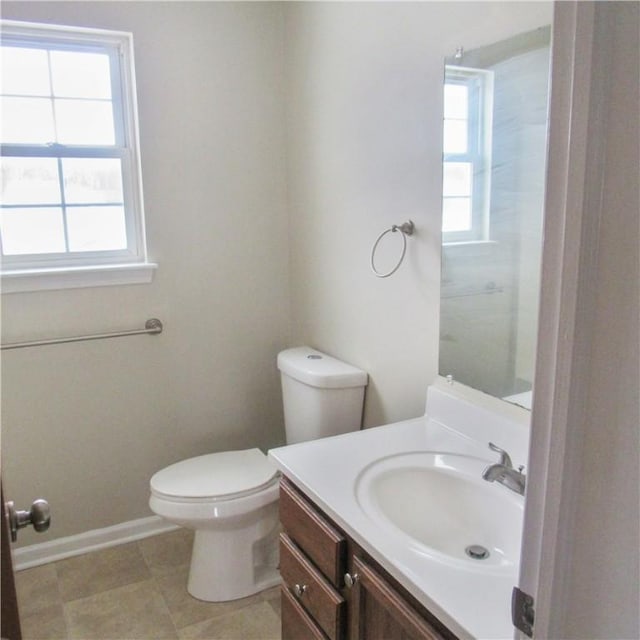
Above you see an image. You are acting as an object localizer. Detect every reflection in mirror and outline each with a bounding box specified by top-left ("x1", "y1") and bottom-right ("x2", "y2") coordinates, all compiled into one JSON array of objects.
[{"x1": 439, "y1": 27, "x2": 551, "y2": 410}]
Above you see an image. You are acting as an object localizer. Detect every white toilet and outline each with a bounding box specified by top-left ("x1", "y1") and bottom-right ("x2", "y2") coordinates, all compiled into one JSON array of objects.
[{"x1": 149, "y1": 346, "x2": 367, "y2": 602}]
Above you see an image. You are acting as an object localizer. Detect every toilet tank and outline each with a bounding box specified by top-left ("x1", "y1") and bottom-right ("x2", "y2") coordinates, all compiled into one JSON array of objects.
[{"x1": 277, "y1": 347, "x2": 368, "y2": 444}]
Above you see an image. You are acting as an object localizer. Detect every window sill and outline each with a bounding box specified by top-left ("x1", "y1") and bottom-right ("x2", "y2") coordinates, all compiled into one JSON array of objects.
[
  {"x1": 442, "y1": 239, "x2": 498, "y2": 257},
  {"x1": 1, "y1": 262, "x2": 157, "y2": 294},
  {"x1": 442, "y1": 239, "x2": 497, "y2": 248}
]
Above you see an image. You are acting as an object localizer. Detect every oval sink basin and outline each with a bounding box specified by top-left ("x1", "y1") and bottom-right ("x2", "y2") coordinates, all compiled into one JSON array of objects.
[{"x1": 355, "y1": 452, "x2": 524, "y2": 571}]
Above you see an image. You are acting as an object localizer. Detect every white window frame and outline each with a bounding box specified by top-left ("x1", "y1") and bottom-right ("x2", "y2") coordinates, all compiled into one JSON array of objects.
[
  {"x1": 0, "y1": 20, "x2": 156, "y2": 293},
  {"x1": 442, "y1": 66, "x2": 493, "y2": 245}
]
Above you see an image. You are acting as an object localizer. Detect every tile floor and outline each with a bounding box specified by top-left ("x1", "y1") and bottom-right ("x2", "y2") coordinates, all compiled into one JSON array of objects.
[{"x1": 14, "y1": 529, "x2": 282, "y2": 640}]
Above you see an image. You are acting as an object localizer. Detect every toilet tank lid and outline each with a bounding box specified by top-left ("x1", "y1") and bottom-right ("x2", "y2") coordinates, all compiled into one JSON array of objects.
[
  {"x1": 277, "y1": 346, "x2": 368, "y2": 389},
  {"x1": 150, "y1": 448, "x2": 278, "y2": 499}
]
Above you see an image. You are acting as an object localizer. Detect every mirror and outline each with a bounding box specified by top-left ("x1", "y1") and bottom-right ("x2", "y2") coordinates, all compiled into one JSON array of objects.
[{"x1": 439, "y1": 27, "x2": 551, "y2": 409}]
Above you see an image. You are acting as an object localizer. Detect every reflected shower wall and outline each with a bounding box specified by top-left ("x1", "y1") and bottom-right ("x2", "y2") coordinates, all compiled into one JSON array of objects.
[{"x1": 440, "y1": 31, "x2": 550, "y2": 400}]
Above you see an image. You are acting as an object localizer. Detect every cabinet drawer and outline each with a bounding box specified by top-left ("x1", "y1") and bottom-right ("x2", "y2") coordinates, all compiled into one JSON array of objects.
[
  {"x1": 281, "y1": 586, "x2": 328, "y2": 640},
  {"x1": 279, "y1": 478, "x2": 346, "y2": 586},
  {"x1": 280, "y1": 533, "x2": 346, "y2": 640}
]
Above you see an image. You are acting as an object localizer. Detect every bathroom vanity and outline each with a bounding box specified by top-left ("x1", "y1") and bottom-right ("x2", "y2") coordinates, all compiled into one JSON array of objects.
[
  {"x1": 279, "y1": 475, "x2": 455, "y2": 640},
  {"x1": 269, "y1": 381, "x2": 530, "y2": 639}
]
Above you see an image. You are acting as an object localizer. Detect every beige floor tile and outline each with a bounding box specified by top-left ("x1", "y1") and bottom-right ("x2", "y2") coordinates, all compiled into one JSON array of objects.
[
  {"x1": 262, "y1": 585, "x2": 281, "y2": 618},
  {"x1": 260, "y1": 585, "x2": 280, "y2": 601},
  {"x1": 178, "y1": 600, "x2": 281, "y2": 640},
  {"x1": 15, "y1": 564, "x2": 61, "y2": 617},
  {"x1": 19, "y1": 603, "x2": 67, "y2": 640},
  {"x1": 55, "y1": 542, "x2": 150, "y2": 602},
  {"x1": 154, "y1": 568, "x2": 266, "y2": 630},
  {"x1": 15, "y1": 538, "x2": 281, "y2": 640},
  {"x1": 65, "y1": 579, "x2": 178, "y2": 640},
  {"x1": 138, "y1": 528, "x2": 193, "y2": 576}
]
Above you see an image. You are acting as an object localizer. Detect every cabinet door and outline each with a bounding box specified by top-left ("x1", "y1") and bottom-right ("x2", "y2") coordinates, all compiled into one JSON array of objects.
[{"x1": 349, "y1": 557, "x2": 450, "y2": 640}]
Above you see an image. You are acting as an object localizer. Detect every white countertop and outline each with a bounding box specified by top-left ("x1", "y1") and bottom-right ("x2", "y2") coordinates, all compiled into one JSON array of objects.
[{"x1": 269, "y1": 385, "x2": 528, "y2": 640}]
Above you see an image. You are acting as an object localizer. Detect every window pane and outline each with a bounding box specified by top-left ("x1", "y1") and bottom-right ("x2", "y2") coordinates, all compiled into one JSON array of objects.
[
  {"x1": 1, "y1": 97, "x2": 55, "y2": 144},
  {"x1": 1, "y1": 207, "x2": 66, "y2": 254},
  {"x1": 55, "y1": 99, "x2": 115, "y2": 145},
  {"x1": 62, "y1": 158, "x2": 123, "y2": 204},
  {"x1": 1, "y1": 157, "x2": 61, "y2": 205},
  {"x1": 51, "y1": 51, "x2": 112, "y2": 99},
  {"x1": 443, "y1": 120, "x2": 468, "y2": 154},
  {"x1": 67, "y1": 206, "x2": 127, "y2": 251},
  {"x1": 1, "y1": 46, "x2": 50, "y2": 96},
  {"x1": 0, "y1": 23, "x2": 147, "y2": 277},
  {"x1": 443, "y1": 162, "x2": 472, "y2": 197},
  {"x1": 442, "y1": 197, "x2": 472, "y2": 232},
  {"x1": 444, "y1": 84, "x2": 468, "y2": 119}
]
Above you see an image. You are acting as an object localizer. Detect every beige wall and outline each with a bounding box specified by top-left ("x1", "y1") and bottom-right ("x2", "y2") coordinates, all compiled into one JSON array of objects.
[
  {"x1": 0, "y1": 1, "x2": 551, "y2": 545},
  {"x1": 1, "y1": 1, "x2": 291, "y2": 544},
  {"x1": 284, "y1": 2, "x2": 551, "y2": 425}
]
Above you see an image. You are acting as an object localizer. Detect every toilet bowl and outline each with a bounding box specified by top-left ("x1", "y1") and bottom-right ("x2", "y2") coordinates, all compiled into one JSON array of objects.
[
  {"x1": 149, "y1": 448, "x2": 280, "y2": 602},
  {"x1": 149, "y1": 346, "x2": 367, "y2": 602}
]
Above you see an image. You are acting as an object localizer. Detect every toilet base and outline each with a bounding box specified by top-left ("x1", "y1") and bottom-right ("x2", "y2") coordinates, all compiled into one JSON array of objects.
[{"x1": 186, "y1": 509, "x2": 281, "y2": 602}]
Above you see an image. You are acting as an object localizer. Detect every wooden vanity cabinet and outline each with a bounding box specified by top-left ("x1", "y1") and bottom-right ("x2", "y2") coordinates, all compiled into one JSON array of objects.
[
  {"x1": 278, "y1": 477, "x2": 458, "y2": 640},
  {"x1": 281, "y1": 585, "x2": 329, "y2": 640},
  {"x1": 348, "y1": 555, "x2": 456, "y2": 640},
  {"x1": 279, "y1": 477, "x2": 347, "y2": 640}
]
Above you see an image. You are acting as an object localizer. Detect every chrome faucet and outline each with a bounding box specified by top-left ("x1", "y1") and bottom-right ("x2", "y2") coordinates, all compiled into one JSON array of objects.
[{"x1": 482, "y1": 442, "x2": 526, "y2": 496}]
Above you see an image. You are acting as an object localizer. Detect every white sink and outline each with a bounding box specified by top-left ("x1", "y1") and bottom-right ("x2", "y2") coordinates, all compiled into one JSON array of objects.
[{"x1": 355, "y1": 451, "x2": 524, "y2": 571}]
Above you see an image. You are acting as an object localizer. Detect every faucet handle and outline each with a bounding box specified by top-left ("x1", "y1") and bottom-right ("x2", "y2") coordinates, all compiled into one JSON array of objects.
[{"x1": 488, "y1": 442, "x2": 513, "y2": 468}]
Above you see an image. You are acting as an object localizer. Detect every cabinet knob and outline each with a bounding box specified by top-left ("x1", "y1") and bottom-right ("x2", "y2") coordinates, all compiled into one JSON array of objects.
[
  {"x1": 344, "y1": 572, "x2": 359, "y2": 588},
  {"x1": 293, "y1": 583, "x2": 307, "y2": 598}
]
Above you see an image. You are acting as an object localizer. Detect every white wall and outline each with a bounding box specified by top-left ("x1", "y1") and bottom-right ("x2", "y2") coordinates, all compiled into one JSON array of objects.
[
  {"x1": 1, "y1": 1, "x2": 291, "y2": 545},
  {"x1": 0, "y1": 1, "x2": 551, "y2": 546},
  {"x1": 521, "y1": 3, "x2": 639, "y2": 637},
  {"x1": 559, "y1": 2, "x2": 639, "y2": 635},
  {"x1": 283, "y1": 2, "x2": 552, "y2": 426}
]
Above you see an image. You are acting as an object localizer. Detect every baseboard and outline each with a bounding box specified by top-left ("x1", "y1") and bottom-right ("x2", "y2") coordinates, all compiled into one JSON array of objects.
[{"x1": 13, "y1": 516, "x2": 179, "y2": 571}]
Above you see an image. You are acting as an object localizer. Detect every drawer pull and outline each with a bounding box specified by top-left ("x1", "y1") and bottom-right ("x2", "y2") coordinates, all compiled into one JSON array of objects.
[
  {"x1": 344, "y1": 572, "x2": 359, "y2": 588},
  {"x1": 294, "y1": 583, "x2": 308, "y2": 598}
]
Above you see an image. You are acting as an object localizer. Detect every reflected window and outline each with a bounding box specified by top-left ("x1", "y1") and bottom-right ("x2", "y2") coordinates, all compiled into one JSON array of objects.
[
  {"x1": 442, "y1": 67, "x2": 493, "y2": 243},
  {"x1": 0, "y1": 21, "x2": 148, "y2": 273}
]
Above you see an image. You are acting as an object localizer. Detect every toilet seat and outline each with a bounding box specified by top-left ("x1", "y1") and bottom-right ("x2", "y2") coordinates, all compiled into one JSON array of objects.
[
  {"x1": 148, "y1": 448, "x2": 281, "y2": 602},
  {"x1": 150, "y1": 448, "x2": 279, "y2": 502}
]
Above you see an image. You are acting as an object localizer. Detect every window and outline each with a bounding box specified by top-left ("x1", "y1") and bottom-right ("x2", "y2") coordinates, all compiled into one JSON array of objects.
[
  {"x1": 0, "y1": 21, "x2": 155, "y2": 292},
  {"x1": 442, "y1": 66, "x2": 493, "y2": 243}
]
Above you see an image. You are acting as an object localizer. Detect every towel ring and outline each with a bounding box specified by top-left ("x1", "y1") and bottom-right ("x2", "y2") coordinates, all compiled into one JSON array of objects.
[{"x1": 370, "y1": 220, "x2": 415, "y2": 278}]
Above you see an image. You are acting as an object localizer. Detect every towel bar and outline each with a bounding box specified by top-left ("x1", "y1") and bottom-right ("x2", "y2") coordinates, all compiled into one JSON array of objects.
[{"x1": 1, "y1": 318, "x2": 163, "y2": 350}]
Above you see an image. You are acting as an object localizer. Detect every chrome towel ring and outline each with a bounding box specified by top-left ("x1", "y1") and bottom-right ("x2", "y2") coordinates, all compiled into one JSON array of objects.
[{"x1": 370, "y1": 220, "x2": 415, "y2": 278}]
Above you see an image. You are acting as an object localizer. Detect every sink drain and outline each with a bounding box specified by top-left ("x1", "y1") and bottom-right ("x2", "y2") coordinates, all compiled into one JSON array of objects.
[{"x1": 465, "y1": 545, "x2": 490, "y2": 560}]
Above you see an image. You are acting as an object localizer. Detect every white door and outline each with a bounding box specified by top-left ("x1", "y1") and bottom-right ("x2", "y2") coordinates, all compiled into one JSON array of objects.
[{"x1": 518, "y1": 2, "x2": 640, "y2": 638}]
